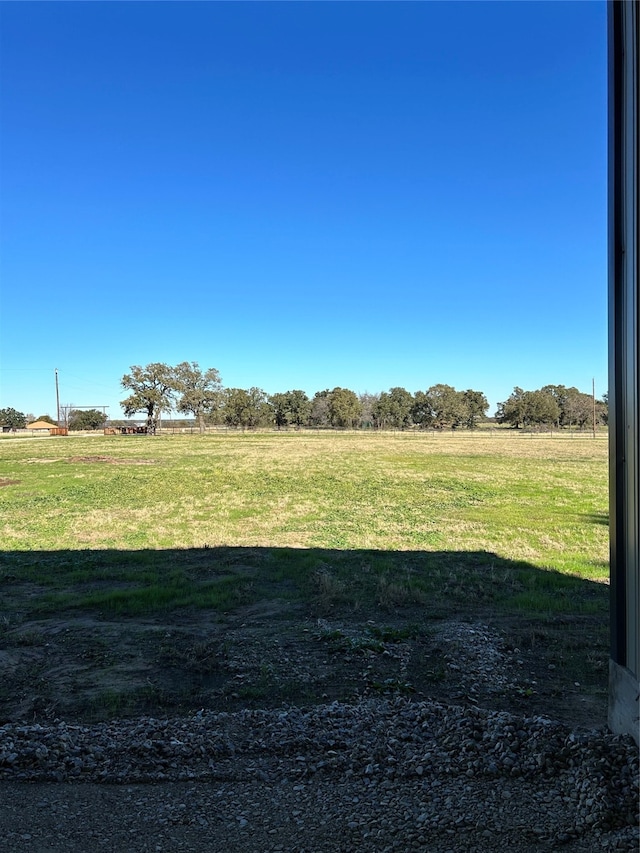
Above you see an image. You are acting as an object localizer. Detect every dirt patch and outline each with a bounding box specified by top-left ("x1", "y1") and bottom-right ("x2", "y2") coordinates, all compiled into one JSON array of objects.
[
  {"x1": 0, "y1": 548, "x2": 610, "y2": 728},
  {"x1": 65, "y1": 456, "x2": 156, "y2": 465},
  {"x1": 0, "y1": 599, "x2": 608, "y2": 728},
  {"x1": 0, "y1": 478, "x2": 20, "y2": 487}
]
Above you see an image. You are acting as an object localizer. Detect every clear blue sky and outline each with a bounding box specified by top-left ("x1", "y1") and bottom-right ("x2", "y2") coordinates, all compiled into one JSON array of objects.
[{"x1": 0, "y1": 1, "x2": 608, "y2": 420}]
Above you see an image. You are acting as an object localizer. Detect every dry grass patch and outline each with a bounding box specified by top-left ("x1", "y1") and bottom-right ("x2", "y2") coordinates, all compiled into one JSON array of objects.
[{"x1": 66, "y1": 456, "x2": 156, "y2": 465}]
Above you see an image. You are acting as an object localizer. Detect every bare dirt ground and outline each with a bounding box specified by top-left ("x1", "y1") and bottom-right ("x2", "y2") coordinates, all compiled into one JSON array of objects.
[
  {"x1": 0, "y1": 599, "x2": 607, "y2": 729},
  {"x1": 1, "y1": 572, "x2": 635, "y2": 853}
]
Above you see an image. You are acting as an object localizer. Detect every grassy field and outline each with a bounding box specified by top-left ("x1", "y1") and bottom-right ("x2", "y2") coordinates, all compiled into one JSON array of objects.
[
  {"x1": 0, "y1": 431, "x2": 610, "y2": 723},
  {"x1": 0, "y1": 431, "x2": 608, "y2": 563},
  {"x1": 0, "y1": 430, "x2": 609, "y2": 616}
]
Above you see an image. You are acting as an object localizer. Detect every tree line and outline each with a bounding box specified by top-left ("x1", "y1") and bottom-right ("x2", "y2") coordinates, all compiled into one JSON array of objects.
[
  {"x1": 116, "y1": 362, "x2": 607, "y2": 434},
  {"x1": 0, "y1": 408, "x2": 107, "y2": 430},
  {"x1": 0, "y1": 365, "x2": 608, "y2": 434},
  {"x1": 496, "y1": 385, "x2": 608, "y2": 430},
  {"x1": 118, "y1": 363, "x2": 492, "y2": 433}
]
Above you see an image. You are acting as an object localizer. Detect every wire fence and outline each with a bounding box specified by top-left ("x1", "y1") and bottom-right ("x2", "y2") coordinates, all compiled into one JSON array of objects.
[{"x1": 1, "y1": 425, "x2": 609, "y2": 440}]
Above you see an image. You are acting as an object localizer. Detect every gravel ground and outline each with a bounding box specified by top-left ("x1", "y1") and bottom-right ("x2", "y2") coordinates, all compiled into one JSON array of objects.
[{"x1": 1, "y1": 697, "x2": 638, "y2": 852}]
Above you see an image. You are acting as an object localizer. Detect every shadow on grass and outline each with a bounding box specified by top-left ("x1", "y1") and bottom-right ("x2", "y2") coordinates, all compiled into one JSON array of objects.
[
  {"x1": 583, "y1": 513, "x2": 610, "y2": 526},
  {"x1": 0, "y1": 547, "x2": 609, "y2": 725},
  {"x1": 0, "y1": 545, "x2": 608, "y2": 619}
]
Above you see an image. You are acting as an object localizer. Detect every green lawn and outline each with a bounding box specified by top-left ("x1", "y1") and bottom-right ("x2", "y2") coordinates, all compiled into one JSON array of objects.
[
  {"x1": 0, "y1": 431, "x2": 609, "y2": 619},
  {"x1": 0, "y1": 431, "x2": 608, "y2": 566}
]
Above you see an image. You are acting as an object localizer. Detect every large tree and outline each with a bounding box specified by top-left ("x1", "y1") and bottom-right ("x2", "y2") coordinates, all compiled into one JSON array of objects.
[
  {"x1": 174, "y1": 362, "x2": 222, "y2": 434},
  {"x1": 68, "y1": 409, "x2": 107, "y2": 431},
  {"x1": 246, "y1": 387, "x2": 271, "y2": 427},
  {"x1": 497, "y1": 387, "x2": 560, "y2": 428},
  {"x1": 496, "y1": 387, "x2": 527, "y2": 428},
  {"x1": 309, "y1": 390, "x2": 330, "y2": 427},
  {"x1": 223, "y1": 387, "x2": 270, "y2": 429},
  {"x1": 540, "y1": 385, "x2": 567, "y2": 427},
  {"x1": 561, "y1": 387, "x2": 594, "y2": 429},
  {"x1": 222, "y1": 389, "x2": 251, "y2": 428},
  {"x1": 0, "y1": 407, "x2": 27, "y2": 429},
  {"x1": 462, "y1": 389, "x2": 489, "y2": 429},
  {"x1": 542, "y1": 384, "x2": 604, "y2": 430},
  {"x1": 120, "y1": 362, "x2": 176, "y2": 434},
  {"x1": 286, "y1": 390, "x2": 312, "y2": 428},
  {"x1": 411, "y1": 391, "x2": 433, "y2": 429},
  {"x1": 269, "y1": 393, "x2": 291, "y2": 429},
  {"x1": 373, "y1": 387, "x2": 414, "y2": 429},
  {"x1": 525, "y1": 390, "x2": 560, "y2": 427},
  {"x1": 268, "y1": 390, "x2": 311, "y2": 429},
  {"x1": 426, "y1": 384, "x2": 466, "y2": 429},
  {"x1": 327, "y1": 387, "x2": 362, "y2": 428}
]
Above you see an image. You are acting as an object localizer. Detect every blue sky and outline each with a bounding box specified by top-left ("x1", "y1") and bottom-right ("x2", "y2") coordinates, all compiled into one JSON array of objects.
[{"x1": 0, "y1": 1, "x2": 608, "y2": 420}]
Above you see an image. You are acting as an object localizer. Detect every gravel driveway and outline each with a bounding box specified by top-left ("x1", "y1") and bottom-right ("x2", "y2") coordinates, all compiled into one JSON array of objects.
[{"x1": 1, "y1": 698, "x2": 637, "y2": 852}]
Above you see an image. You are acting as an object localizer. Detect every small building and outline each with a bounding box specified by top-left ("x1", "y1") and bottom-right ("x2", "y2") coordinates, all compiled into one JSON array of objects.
[{"x1": 26, "y1": 420, "x2": 58, "y2": 431}]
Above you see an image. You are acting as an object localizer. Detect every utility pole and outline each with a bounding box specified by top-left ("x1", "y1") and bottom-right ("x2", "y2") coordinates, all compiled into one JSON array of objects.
[
  {"x1": 55, "y1": 368, "x2": 61, "y2": 426},
  {"x1": 592, "y1": 378, "x2": 596, "y2": 439}
]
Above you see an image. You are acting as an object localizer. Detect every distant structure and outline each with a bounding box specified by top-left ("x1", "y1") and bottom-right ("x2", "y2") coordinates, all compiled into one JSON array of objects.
[
  {"x1": 608, "y1": 1, "x2": 639, "y2": 745},
  {"x1": 26, "y1": 420, "x2": 58, "y2": 432}
]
